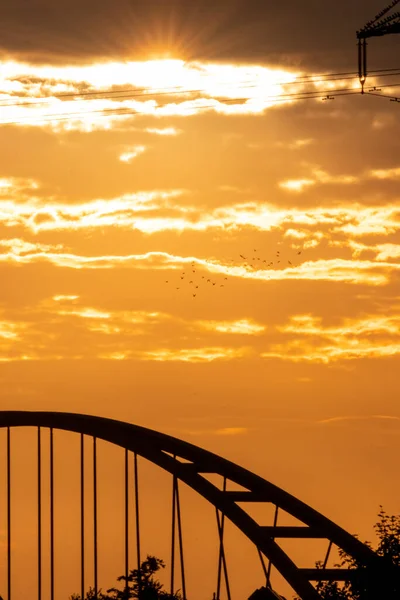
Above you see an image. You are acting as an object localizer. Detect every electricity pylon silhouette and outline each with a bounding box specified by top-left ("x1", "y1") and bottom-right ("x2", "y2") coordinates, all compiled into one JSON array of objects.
[{"x1": 357, "y1": 0, "x2": 400, "y2": 92}]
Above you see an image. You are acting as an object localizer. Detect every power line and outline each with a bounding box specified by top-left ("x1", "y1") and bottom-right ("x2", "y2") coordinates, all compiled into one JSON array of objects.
[
  {"x1": 2, "y1": 81, "x2": 399, "y2": 127},
  {"x1": 1, "y1": 66, "x2": 400, "y2": 110},
  {"x1": 367, "y1": 90, "x2": 400, "y2": 101}
]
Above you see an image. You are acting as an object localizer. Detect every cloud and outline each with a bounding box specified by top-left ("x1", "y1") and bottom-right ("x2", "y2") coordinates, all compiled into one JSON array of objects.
[
  {"x1": 317, "y1": 415, "x2": 400, "y2": 425},
  {"x1": 146, "y1": 127, "x2": 181, "y2": 136},
  {"x1": 369, "y1": 167, "x2": 400, "y2": 180},
  {"x1": 100, "y1": 347, "x2": 248, "y2": 362},
  {"x1": 276, "y1": 138, "x2": 314, "y2": 150},
  {"x1": 0, "y1": 295, "x2": 258, "y2": 362},
  {"x1": 279, "y1": 164, "x2": 400, "y2": 194},
  {"x1": 261, "y1": 313, "x2": 400, "y2": 363},
  {"x1": 279, "y1": 178, "x2": 315, "y2": 192},
  {"x1": 0, "y1": 57, "x2": 362, "y2": 132},
  {"x1": 119, "y1": 145, "x2": 147, "y2": 163},
  {"x1": 0, "y1": 59, "x2": 306, "y2": 131},
  {"x1": 197, "y1": 318, "x2": 265, "y2": 334},
  {"x1": 279, "y1": 168, "x2": 359, "y2": 192},
  {"x1": 0, "y1": 245, "x2": 396, "y2": 285},
  {"x1": 0, "y1": 189, "x2": 185, "y2": 233},
  {"x1": 185, "y1": 427, "x2": 249, "y2": 436}
]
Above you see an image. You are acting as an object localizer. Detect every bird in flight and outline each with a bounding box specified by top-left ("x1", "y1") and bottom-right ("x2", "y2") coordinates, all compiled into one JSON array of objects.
[
  {"x1": 240, "y1": 254, "x2": 246, "y2": 259},
  {"x1": 193, "y1": 294, "x2": 196, "y2": 298}
]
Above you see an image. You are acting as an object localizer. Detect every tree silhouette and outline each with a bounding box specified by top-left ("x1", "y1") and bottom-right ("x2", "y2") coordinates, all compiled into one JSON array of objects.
[
  {"x1": 70, "y1": 555, "x2": 182, "y2": 600},
  {"x1": 294, "y1": 506, "x2": 400, "y2": 600}
]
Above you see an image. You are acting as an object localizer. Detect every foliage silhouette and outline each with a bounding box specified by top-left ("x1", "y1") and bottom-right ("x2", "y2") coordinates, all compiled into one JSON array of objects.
[
  {"x1": 70, "y1": 555, "x2": 182, "y2": 600},
  {"x1": 294, "y1": 506, "x2": 400, "y2": 599},
  {"x1": 1, "y1": 509, "x2": 400, "y2": 599}
]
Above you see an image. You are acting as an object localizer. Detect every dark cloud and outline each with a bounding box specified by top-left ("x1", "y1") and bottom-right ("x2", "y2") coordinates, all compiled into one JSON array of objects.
[{"x1": 1, "y1": 0, "x2": 398, "y2": 70}]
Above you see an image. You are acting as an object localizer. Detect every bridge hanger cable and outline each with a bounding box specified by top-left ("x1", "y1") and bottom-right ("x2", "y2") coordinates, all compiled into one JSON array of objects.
[
  {"x1": 7, "y1": 427, "x2": 11, "y2": 600},
  {"x1": 215, "y1": 478, "x2": 231, "y2": 600},
  {"x1": 93, "y1": 437, "x2": 98, "y2": 599},
  {"x1": 134, "y1": 453, "x2": 142, "y2": 600},
  {"x1": 80, "y1": 434, "x2": 85, "y2": 600},
  {"x1": 266, "y1": 506, "x2": 279, "y2": 589},
  {"x1": 175, "y1": 477, "x2": 187, "y2": 600},
  {"x1": 125, "y1": 448, "x2": 129, "y2": 600},
  {"x1": 216, "y1": 477, "x2": 227, "y2": 600},
  {"x1": 37, "y1": 427, "x2": 42, "y2": 600},
  {"x1": 50, "y1": 428, "x2": 55, "y2": 600},
  {"x1": 170, "y1": 463, "x2": 177, "y2": 597}
]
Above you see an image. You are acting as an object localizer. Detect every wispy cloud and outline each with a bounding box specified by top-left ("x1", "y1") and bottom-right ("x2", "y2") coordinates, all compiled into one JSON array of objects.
[
  {"x1": 317, "y1": 415, "x2": 400, "y2": 425},
  {"x1": 0, "y1": 245, "x2": 396, "y2": 285},
  {"x1": 119, "y1": 145, "x2": 147, "y2": 163},
  {"x1": 0, "y1": 59, "x2": 363, "y2": 132},
  {"x1": 262, "y1": 313, "x2": 400, "y2": 363},
  {"x1": 0, "y1": 296, "x2": 257, "y2": 362},
  {"x1": 100, "y1": 347, "x2": 248, "y2": 362},
  {"x1": 146, "y1": 127, "x2": 181, "y2": 136},
  {"x1": 279, "y1": 164, "x2": 400, "y2": 193},
  {"x1": 197, "y1": 319, "x2": 265, "y2": 335},
  {"x1": 0, "y1": 59, "x2": 305, "y2": 131},
  {"x1": 279, "y1": 168, "x2": 358, "y2": 192},
  {"x1": 185, "y1": 427, "x2": 249, "y2": 436},
  {"x1": 276, "y1": 138, "x2": 314, "y2": 150}
]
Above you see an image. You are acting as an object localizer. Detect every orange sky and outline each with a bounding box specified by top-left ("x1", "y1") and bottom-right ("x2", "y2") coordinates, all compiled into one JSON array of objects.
[{"x1": 1, "y1": 1, "x2": 400, "y2": 598}]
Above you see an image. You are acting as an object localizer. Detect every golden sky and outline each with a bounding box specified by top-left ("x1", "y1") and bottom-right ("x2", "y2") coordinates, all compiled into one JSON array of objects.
[{"x1": 1, "y1": 1, "x2": 400, "y2": 598}]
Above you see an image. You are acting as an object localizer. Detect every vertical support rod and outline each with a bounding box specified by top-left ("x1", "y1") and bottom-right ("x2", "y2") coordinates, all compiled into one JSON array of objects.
[
  {"x1": 216, "y1": 478, "x2": 226, "y2": 600},
  {"x1": 80, "y1": 434, "x2": 85, "y2": 600},
  {"x1": 363, "y1": 38, "x2": 367, "y2": 88},
  {"x1": 215, "y1": 509, "x2": 231, "y2": 600},
  {"x1": 358, "y1": 37, "x2": 368, "y2": 93},
  {"x1": 37, "y1": 427, "x2": 42, "y2": 600},
  {"x1": 266, "y1": 505, "x2": 279, "y2": 588},
  {"x1": 7, "y1": 427, "x2": 11, "y2": 600},
  {"x1": 170, "y1": 471, "x2": 177, "y2": 596},
  {"x1": 50, "y1": 428, "x2": 55, "y2": 600},
  {"x1": 175, "y1": 479, "x2": 187, "y2": 600},
  {"x1": 322, "y1": 541, "x2": 333, "y2": 570},
  {"x1": 257, "y1": 548, "x2": 268, "y2": 584},
  {"x1": 93, "y1": 437, "x2": 98, "y2": 599},
  {"x1": 134, "y1": 453, "x2": 141, "y2": 600},
  {"x1": 125, "y1": 448, "x2": 129, "y2": 600}
]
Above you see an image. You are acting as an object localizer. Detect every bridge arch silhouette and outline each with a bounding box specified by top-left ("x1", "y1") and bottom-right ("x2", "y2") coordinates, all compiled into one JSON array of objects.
[{"x1": 0, "y1": 411, "x2": 385, "y2": 600}]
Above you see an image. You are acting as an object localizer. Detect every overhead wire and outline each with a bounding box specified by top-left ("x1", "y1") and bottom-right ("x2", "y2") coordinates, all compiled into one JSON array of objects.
[
  {"x1": 0, "y1": 66, "x2": 399, "y2": 110},
  {"x1": 0, "y1": 76, "x2": 399, "y2": 127},
  {"x1": 367, "y1": 90, "x2": 400, "y2": 101}
]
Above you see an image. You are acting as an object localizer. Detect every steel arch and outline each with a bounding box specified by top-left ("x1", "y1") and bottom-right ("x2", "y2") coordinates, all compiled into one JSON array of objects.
[{"x1": 0, "y1": 411, "x2": 382, "y2": 600}]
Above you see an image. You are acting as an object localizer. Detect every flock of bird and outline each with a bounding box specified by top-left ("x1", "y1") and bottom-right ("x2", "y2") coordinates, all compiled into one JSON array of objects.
[{"x1": 164, "y1": 247, "x2": 303, "y2": 298}]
